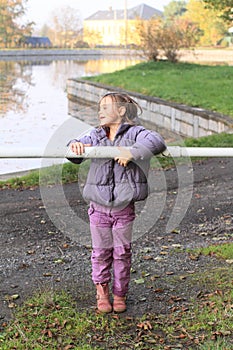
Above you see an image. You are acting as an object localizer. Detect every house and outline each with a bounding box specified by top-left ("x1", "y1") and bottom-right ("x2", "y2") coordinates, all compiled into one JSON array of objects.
[
  {"x1": 83, "y1": 3, "x2": 163, "y2": 47},
  {"x1": 20, "y1": 36, "x2": 52, "y2": 48}
]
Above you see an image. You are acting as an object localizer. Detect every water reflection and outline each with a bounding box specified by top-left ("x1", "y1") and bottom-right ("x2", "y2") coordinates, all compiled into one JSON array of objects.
[
  {"x1": 0, "y1": 55, "x2": 142, "y2": 177},
  {"x1": 0, "y1": 61, "x2": 33, "y2": 116},
  {"x1": 0, "y1": 56, "x2": 141, "y2": 115}
]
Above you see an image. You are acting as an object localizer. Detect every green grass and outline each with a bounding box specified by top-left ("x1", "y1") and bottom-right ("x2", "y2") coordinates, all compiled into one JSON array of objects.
[
  {"x1": 0, "y1": 163, "x2": 78, "y2": 190},
  {"x1": 193, "y1": 242, "x2": 233, "y2": 260},
  {"x1": 1, "y1": 221, "x2": 232, "y2": 349},
  {"x1": 1, "y1": 265, "x2": 232, "y2": 349},
  {"x1": 0, "y1": 291, "x2": 95, "y2": 350},
  {"x1": 85, "y1": 61, "x2": 233, "y2": 117},
  {"x1": 184, "y1": 132, "x2": 233, "y2": 147}
]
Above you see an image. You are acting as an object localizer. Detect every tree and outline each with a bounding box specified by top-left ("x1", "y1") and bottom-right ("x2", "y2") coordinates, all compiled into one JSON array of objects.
[
  {"x1": 163, "y1": 0, "x2": 187, "y2": 21},
  {"x1": 183, "y1": 0, "x2": 229, "y2": 46},
  {"x1": 136, "y1": 18, "x2": 162, "y2": 61},
  {"x1": 49, "y1": 6, "x2": 82, "y2": 48},
  {"x1": 40, "y1": 24, "x2": 51, "y2": 38},
  {"x1": 158, "y1": 20, "x2": 200, "y2": 62},
  {"x1": 136, "y1": 17, "x2": 199, "y2": 62},
  {"x1": 202, "y1": 0, "x2": 233, "y2": 23},
  {"x1": 0, "y1": 0, "x2": 33, "y2": 48},
  {"x1": 83, "y1": 27, "x2": 102, "y2": 48}
]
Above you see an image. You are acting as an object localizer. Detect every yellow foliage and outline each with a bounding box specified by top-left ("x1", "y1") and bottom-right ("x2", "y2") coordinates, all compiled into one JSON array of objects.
[{"x1": 182, "y1": 0, "x2": 228, "y2": 45}]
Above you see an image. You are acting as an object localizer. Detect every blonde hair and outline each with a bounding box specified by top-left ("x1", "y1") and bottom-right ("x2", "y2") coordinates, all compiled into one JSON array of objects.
[{"x1": 98, "y1": 92, "x2": 142, "y2": 125}]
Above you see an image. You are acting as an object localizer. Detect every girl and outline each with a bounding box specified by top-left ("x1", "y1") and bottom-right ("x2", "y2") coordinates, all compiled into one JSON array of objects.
[{"x1": 68, "y1": 92, "x2": 166, "y2": 313}]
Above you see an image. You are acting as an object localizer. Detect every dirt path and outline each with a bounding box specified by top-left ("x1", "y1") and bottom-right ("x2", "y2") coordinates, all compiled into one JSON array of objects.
[{"x1": 0, "y1": 157, "x2": 233, "y2": 327}]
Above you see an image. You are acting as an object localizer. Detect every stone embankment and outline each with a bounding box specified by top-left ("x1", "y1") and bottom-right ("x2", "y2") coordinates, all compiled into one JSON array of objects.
[{"x1": 67, "y1": 79, "x2": 233, "y2": 139}]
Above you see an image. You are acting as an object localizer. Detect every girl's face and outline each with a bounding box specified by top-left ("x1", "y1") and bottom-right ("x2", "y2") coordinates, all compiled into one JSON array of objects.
[{"x1": 98, "y1": 96, "x2": 125, "y2": 127}]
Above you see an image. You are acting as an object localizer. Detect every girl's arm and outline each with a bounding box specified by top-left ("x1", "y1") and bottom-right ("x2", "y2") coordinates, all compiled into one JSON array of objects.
[
  {"x1": 115, "y1": 147, "x2": 133, "y2": 167},
  {"x1": 70, "y1": 141, "x2": 91, "y2": 155},
  {"x1": 130, "y1": 129, "x2": 167, "y2": 161},
  {"x1": 115, "y1": 130, "x2": 166, "y2": 166},
  {"x1": 66, "y1": 135, "x2": 93, "y2": 164}
]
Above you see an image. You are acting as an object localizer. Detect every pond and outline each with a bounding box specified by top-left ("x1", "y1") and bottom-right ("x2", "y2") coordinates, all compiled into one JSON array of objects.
[{"x1": 0, "y1": 55, "x2": 142, "y2": 178}]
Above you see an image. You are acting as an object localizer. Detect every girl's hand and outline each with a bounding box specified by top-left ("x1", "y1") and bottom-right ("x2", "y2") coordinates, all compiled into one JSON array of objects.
[
  {"x1": 115, "y1": 147, "x2": 133, "y2": 167},
  {"x1": 70, "y1": 142, "x2": 91, "y2": 155}
]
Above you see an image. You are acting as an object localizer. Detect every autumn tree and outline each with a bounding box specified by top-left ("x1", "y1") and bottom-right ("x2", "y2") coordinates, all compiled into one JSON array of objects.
[
  {"x1": 136, "y1": 18, "x2": 162, "y2": 61},
  {"x1": 163, "y1": 0, "x2": 188, "y2": 21},
  {"x1": 202, "y1": 0, "x2": 233, "y2": 23},
  {"x1": 0, "y1": 0, "x2": 33, "y2": 48},
  {"x1": 49, "y1": 6, "x2": 82, "y2": 48},
  {"x1": 182, "y1": 0, "x2": 229, "y2": 46},
  {"x1": 136, "y1": 17, "x2": 199, "y2": 62},
  {"x1": 40, "y1": 24, "x2": 51, "y2": 38},
  {"x1": 82, "y1": 27, "x2": 102, "y2": 48}
]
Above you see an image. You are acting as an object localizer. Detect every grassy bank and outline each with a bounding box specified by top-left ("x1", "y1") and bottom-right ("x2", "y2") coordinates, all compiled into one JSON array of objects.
[{"x1": 85, "y1": 61, "x2": 233, "y2": 118}]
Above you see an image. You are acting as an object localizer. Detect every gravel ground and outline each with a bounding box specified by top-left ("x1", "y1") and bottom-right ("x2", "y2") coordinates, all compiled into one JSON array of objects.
[{"x1": 0, "y1": 157, "x2": 233, "y2": 328}]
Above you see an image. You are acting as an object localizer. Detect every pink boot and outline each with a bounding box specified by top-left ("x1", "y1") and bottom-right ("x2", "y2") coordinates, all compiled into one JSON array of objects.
[
  {"x1": 96, "y1": 284, "x2": 112, "y2": 313},
  {"x1": 113, "y1": 295, "x2": 127, "y2": 313}
]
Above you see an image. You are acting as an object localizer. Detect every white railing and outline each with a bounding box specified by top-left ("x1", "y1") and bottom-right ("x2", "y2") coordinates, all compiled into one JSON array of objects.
[{"x1": 0, "y1": 146, "x2": 233, "y2": 158}]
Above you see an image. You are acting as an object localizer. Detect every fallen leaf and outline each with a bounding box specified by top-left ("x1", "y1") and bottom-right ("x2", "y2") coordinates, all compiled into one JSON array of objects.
[
  {"x1": 137, "y1": 320, "x2": 152, "y2": 330},
  {"x1": 199, "y1": 232, "x2": 208, "y2": 236},
  {"x1": 150, "y1": 275, "x2": 160, "y2": 281},
  {"x1": 142, "y1": 255, "x2": 153, "y2": 260},
  {"x1": 54, "y1": 259, "x2": 64, "y2": 264},
  {"x1": 134, "y1": 278, "x2": 145, "y2": 284},
  {"x1": 8, "y1": 302, "x2": 17, "y2": 308},
  {"x1": 170, "y1": 333, "x2": 187, "y2": 339},
  {"x1": 139, "y1": 297, "x2": 147, "y2": 302},
  {"x1": 27, "y1": 250, "x2": 35, "y2": 255},
  {"x1": 141, "y1": 272, "x2": 150, "y2": 277},
  {"x1": 11, "y1": 294, "x2": 19, "y2": 300},
  {"x1": 171, "y1": 228, "x2": 180, "y2": 234},
  {"x1": 154, "y1": 288, "x2": 164, "y2": 293},
  {"x1": 189, "y1": 253, "x2": 199, "y2": 261},
  {"x1": 47, "y1": 330, "x2": 53, "y2": 338},
  {"x1": 160, "y1": 251, "x2": 168, "y2": 255},
  {"x1": 226, "y1": 259, "x2": 233, "y2": 264},
  {"x1": 170, "y1": 295, "x2": 183, "y2": 302},
  {"x1": 5, "y1": 294, "x2": 19, "y2": 301},
  {"x1": 172, "y1": 244, "x2": 183, "y2": 248},
  {"x1": 179, "y1": 275, "x2": 187, "y2": 280},
  {"x1": 154, "y1": 257, "x2": 164, "y2": 262},
  {"x1": 142, "y1": 247, "x2": 152, "y2": 253}
]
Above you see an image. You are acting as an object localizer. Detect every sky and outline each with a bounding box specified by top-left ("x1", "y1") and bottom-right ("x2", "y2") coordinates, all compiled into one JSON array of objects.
[{"x1": 25, "y1": 0, "x2": 172, "y2": 28}]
